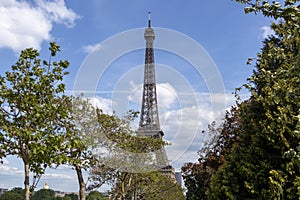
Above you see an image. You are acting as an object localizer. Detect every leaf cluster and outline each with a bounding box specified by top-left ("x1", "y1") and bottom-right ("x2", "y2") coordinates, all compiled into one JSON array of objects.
[
  {"x1": 207, "y1": 1, "x2": 300, "y2": 199},
  {"x1": 0, "y1": 42, "x2": 71, "y2": 196}
]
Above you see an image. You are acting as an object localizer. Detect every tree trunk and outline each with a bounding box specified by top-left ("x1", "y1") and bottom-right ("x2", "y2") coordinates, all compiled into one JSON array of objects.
[
  {"x1": 24, "y1": 162, "x2": 30, "y2": 200},
  {"x1": 75, "y1": 164, "x2": 86, "y2": 200}
]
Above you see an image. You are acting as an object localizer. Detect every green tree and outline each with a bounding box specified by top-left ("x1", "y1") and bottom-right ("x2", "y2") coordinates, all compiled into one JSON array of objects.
[
  {"x1": 182, "y1": 107, "x2": 241, "y2": 200},
  {"x1": 56, "y1": 196, "x2": 72, "y2": 200},
  {"x1": 0, "y1": 42, "x2": 71, "y2": 200},
  {"x1": 109, "y1": 171, "x2": 184, "y2": 200},
  {"x1": 0, "y1": 187, "x2": 25, "y2": 200},
  {"x1": 66, "y1": 97, "x2": 143, "y2": 200},
  {"x1": 208, "y1": 0, "x2": 300, "y2": 199},
  {"x1": 87, "y1": 191, "x2": 108, "y2": 200},
  {"x1": 64, "y1": 193, "x2": 79, "y2": 200},
  {"x1": 65, "y1": 96, "x2": 101, "y2": 200},
  {"x1": 31, "y1": 189, "x2": 56, "y2": 200},
  {"x1": 55, "y1": 193, "x2": 79, "y2": 200},
  {"x1": 66, "y1": 96, "x2": 142, "y2": 200},
  {"x1": 140, "y1": 172, "x2": 185, "y2": 200},
  {"x1": 88, "y1": 111, "x2": 176, "y2": 200}
]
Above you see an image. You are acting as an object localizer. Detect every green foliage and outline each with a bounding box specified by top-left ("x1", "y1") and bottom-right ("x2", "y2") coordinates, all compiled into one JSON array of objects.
[
  {"x1": 31, "y1": 189, "x2": 79, "y2": 200},
  {"x1": 64, "y1": 193, "x2": 79, "y2": 200},
  {"x1": 68, "y1": 95, "x2": 168, "y2": 199},
  {"x1": 182, "y1": 162, "x2": 207, "y2": 200},
  {"x1": 0, "y1": 42, "x2": 71, "y2": 199},
  {"x1": 88, "y1": 107, "x2": 168, "y2": 187},
  {"x1": 207, "y1": 0, "x2": 300, "y2": 199},
  {"x1": 87, "y1": 191, "x2": 108, "y2": 200},
  {"x1": 109, "y1": 171, "x2": 184, "y2": 200},
  {"x1": 31, "y1": 189, "x2": 56, "y2": 200},
  {"x1": 141, "y1": 172, "x2": 185, "y2": 200},
  {"x1": 67, "y1": 96, "x2": 100, "y2": 167},
  {"x1": 0, "y1": 188, "x2": 78, "y2": 200},
  {"x1": 236, "y1": 0, "x2": 300, "y2": 23},
  {"x1": 182, "y1": 106, "x2": 241, "y2": 200},
  {"x1": 87, "y1": 108, "x2": 177, "y2": 199},
  {"x1": 63, "y1": 95, "x2": 102, "y2": 200},
  {"x1": 56, "y1": 196, "x2": 72, "y2": 200},
  {"x1": 0, "y1": 188, "x2": 25, "y2": 200},
  {"x1": 69, "y1": 96, "x2": 156, "y2": 199}
]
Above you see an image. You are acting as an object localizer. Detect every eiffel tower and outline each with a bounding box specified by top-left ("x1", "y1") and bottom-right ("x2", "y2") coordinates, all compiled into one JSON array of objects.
[{"x1": 137, "y1": 12, "x2": 175, "y2": 179}]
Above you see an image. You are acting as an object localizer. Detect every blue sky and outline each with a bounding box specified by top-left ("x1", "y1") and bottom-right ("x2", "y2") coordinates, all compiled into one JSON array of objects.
[{"x1": 0, "y1": 0, "x2": 275, "y2": 193}]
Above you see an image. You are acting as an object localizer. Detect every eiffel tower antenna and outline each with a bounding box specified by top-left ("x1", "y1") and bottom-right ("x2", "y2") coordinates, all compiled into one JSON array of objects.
[{"x1": 148, "y1": 11, "x2": 151, "y2": 27}]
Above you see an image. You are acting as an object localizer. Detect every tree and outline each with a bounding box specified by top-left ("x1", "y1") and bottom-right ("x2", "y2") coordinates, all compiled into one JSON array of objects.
[
  {"x1": 0, "y1": 42, "x2": 71, "y2": 200},
  {"x1": 208, "y1": 0, "x2": 300, "y2": 199},
  {"x1": 65, "y1": 96, "x2": 142, "y2": 200},
  {"x1": 65, "y1": 96, "x2": 101, "y2": 200},
  {"x1": 87, "y1": 111, "x2": 177, "y2": 199},
  {"x1": 108, "y1": 171, "x2": 184, "y2": 200},
  {"x1": 31, "y1": 189, "x2": 79, "y2": 200},
  {"x1": 138, "y1": 172, "x2": 185, "y2": 200},
  {"x1": 182, "y1": 106, "x2": 241, "y2": 199},
  {"x1": 55, "y1": 193, "x2": 79, "y2": 200},
  {"x1": 0, "y1": 187, "x2": 25, "y2": 200},
  {"x1": 64, "y1": 193, "x2": 79, "y2": 200},
  {"x1": 87, "y1": 191, "x2": 108, "y2": 200},
  {"x1": 56, "y1": 196, "x2": 72, "y2": 200},
  {"x1": 31, "y1": 189, "x2": 56, "y2": 200},
  {"x1": 66, "y1": 96, "x2": 142, "y2": 200}
]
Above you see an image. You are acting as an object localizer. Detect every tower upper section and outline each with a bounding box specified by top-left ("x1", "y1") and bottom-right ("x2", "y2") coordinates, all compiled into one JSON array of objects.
[
  {"x1": 144, "y1": 12, "x2": 155, "y2": 48},
  {"x1": 138, "y1": 12, "x2": 161, "y2": 136}
]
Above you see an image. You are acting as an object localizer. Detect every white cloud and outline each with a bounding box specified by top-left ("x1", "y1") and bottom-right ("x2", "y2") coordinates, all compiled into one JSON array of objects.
[
  {"x1": 0, "y1": 165, "x2": 23, "y2": 175},
  {"x1": 127, "y1": 81, "x2": 141, "y2": 102},
  {"x1": 35, "y1": 0, "x2": 79, "y2": 28},
  {"x1": 82, "y1": 43, "x2": 102, "y2": 53},
  {"x1": 43, "y1": 173, "x2": 74, "y2": 179},
  {"x1": 157, "y1": 83, "x2": 177, "y2": 109},
  {"x1": 261, "y1": 26, "x2": 275, "y2": 39},
  {"x1": 162, "y1": 105, "x2": 220, "y2": 167},
  {"x1": 161, "y1": 92, "x2": 237, "y2": 169},
  {"x1": 0, "y1": 0, "x2": 80, "y2": 53},
  {"x1": 89, "y1": 96, "x2": 114, "y2": 115}
]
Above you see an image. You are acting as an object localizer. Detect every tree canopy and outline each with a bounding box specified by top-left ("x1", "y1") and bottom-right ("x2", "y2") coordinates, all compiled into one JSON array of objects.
[
  {"x1": 87, "y1": 191, "x2": 108, "y2": 200},
  {"x1": 182, "y1": 106, "x2": 241, "y2": 200},
  {"x1": 0, "y1": 42, "x2": 71, "y2": 200},
  {"x1": 207, "y1": 0, "x2": 300, "y2": 199},
  {"x1": 0, "y1": 188, "x2": 25, "y2": 200},
  {"x1": 31, "y1": 189, "x2": 56, "y2": 200},
  {"x1": 182, "y1": 0, "x2": 300, "y2": 199}
]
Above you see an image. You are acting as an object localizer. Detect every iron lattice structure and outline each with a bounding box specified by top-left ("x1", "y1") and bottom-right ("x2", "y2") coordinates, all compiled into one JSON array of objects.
[
  {"x1": 137, "y1": 14, "x2": 162, "y2": 138},
  {"x1": 136, "y1": 14, "x2": 175, "y2": 177}
]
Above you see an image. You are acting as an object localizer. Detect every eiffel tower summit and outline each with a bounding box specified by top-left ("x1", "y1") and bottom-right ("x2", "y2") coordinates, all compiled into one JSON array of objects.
[{"x1": 137, "y1": 12, "x2": 175, "y2": 180}]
